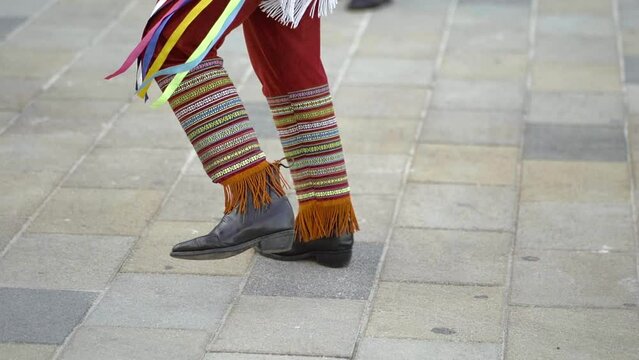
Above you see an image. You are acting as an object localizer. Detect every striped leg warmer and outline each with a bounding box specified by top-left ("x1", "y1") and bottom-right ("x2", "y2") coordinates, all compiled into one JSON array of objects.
[
  {"x1": 157, "y1": 58, "x2": 285, "y2": 214},
  {"x1": 268, "y1": 84, "x2": 359, "y2": 242}
]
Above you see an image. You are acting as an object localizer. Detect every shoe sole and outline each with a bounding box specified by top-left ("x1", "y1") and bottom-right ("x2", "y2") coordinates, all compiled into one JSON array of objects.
[
  {"x1": 170, "y1": 229, "x2": 294, "y2": 260},
  {"x1": 259, "y1": 249, "x2": 353, "y2": 268}
]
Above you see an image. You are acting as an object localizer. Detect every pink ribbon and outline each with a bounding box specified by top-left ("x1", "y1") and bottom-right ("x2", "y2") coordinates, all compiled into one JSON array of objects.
[{"x1": 105, "y1": 0, "x2": 188, "y2": 80}]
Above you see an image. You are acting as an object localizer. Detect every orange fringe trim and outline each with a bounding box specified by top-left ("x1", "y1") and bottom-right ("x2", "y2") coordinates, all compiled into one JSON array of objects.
[
  {"x1": 220, "y1": 160, "x2": 288, "y2": 214},
  {"x1": 295, "y1": 196, "x2": 360, "y2": 242}
]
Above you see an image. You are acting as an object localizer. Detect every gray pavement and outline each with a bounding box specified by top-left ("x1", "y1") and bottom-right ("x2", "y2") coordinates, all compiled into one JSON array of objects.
[{"x1": 1, "y1": 0, "x2": 639, "y2": 359}]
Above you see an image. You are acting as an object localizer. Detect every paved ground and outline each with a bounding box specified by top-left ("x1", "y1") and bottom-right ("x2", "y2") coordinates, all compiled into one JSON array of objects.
[{"x1": 1, "y1": 0, "x2": 639, "y2": 359}]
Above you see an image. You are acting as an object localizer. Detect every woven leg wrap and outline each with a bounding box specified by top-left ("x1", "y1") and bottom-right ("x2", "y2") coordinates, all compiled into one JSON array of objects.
[
  {"x1": 158, "y1": 58, "x2": 284, "y2": 213},
  {"x1": 268, "y1": 84, "x2": 359, "y2": 242}
]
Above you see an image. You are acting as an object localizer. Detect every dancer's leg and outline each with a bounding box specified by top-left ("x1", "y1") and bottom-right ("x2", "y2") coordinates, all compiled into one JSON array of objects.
[
  {"x1": 243, "y1": 9, "x2": 359, "y2": 244},
  {"x1": 141, "y1": 0, "x2": 295, "y2": 259}
]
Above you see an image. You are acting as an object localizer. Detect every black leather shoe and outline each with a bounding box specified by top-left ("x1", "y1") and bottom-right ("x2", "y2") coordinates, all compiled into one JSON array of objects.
[
  {"x1": 348, "y1": 0, "x2": 391, "y2": 10},
  {"x1": 170, "y1": 189, "x2": 295, "y2": 260},
  {"x1": 256, "y1": 233, "x2": 354, "y2": 268}
]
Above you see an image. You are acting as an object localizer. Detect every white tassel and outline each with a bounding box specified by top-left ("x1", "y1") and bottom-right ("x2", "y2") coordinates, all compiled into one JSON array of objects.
[{"x1": 259, "y1": 0, "x2": 338, "y2": 28}]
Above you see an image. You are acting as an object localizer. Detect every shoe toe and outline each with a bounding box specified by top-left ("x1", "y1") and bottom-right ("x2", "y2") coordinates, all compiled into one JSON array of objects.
[{"x1": 172, "y1": 237, "x2": 203, "y2": 253}]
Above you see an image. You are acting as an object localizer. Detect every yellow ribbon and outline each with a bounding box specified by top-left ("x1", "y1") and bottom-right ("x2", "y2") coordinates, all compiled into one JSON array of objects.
[{"x1": 136, "y1": 0, "x2": 215, "y2": 99}]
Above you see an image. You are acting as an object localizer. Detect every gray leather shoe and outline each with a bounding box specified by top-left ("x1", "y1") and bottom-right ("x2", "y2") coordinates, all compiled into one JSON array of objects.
[
  {"x1": 170, "y1": 171, "x2": 295, "y2": 260},
  {"x1": 256, "y1": 233, "x2": 354, "y2": 268}
]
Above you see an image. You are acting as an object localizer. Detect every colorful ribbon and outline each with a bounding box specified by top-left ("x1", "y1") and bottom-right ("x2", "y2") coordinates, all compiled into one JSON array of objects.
[
  {"x1": 106, "y1": 0, "x2": 245, "y2": 107},
  {"x1": 105, "y1": 0, "x2": 190, "y2": 80},
  {"x1": 148, "y1": 0, "x2": 244, "y2": 107}
]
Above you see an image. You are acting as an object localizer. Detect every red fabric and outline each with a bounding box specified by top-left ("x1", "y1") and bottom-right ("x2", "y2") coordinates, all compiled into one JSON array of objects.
[{"x1": 146, "y1": 0, "x2": 328, "y2": 97}]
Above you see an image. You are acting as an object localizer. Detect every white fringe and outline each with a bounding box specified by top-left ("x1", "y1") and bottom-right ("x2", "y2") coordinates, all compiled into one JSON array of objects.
[{"x1": 259, "y1": 0, "x2": 339, "y2": 28}]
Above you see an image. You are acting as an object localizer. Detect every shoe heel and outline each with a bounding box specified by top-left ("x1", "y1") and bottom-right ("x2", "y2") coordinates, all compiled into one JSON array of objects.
[
  {"x1": 315, "y1": 250, "x2": 352, "y2": 268},
  {"x1": 258, "y1": 230, "x2": 294, "y2": 253}
]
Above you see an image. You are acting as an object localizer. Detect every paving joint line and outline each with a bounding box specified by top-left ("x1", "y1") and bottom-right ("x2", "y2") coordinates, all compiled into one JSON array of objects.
[
  {"x1": 333, "y1": 11, "x2": 372, "y2": 96},
  {"x1": 499, "y1": 1, "x2": 538, "y2": 358},
  {"x1": 350, "y1": 1, "x2": 458, "y2": 358},
  {"x1": 611, "y1": 0, "x2": 639, "y2": 314},
  {"x1": 1, "y1": 0, "x2": 60, "y2": 44}
]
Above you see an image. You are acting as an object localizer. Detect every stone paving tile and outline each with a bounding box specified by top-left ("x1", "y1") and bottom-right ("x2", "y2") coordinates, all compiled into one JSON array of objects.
[
  {"x1": 0, "y1": 111, "x2": 16, "y2": 131},
  {"x1": 344, "y1": 57, "x2": 433, "y2": 86},
  {"x1": 334, "y1": 85, "x2": 428, "y2": 119},
  {"x1": 85, "y1": 273, "x2": 240, "y2": 330},
  {"x1": 520, "y1": 160, "x2": 630, "y2": 202},
  {"x1": 351, "y1": 194, "x2": 395, "y2": 243},
  {"x1": 367, "y1": 282, "x2": 503, "y2": 342},
  {"x1": 0, "y1": 77, "x2": 43, "y2": 111},
  {"x1": 629, "y1": 84, "x2": 639, "y2": 114},
  {"x1": 397, "y1": 183, "x2": 516, "y2": 231},
  {"x1": 0, "y1": 288, "x2": 96, "y2": 344},
  {"x1": 157, "y1": 175, "x2": 225, "y2": 222},
  {"x1": 440, "y1": 52, "x2": 527, "y2": 81},
  {"x1": 344, "y1": 154, "x2": 407, "y2": 195},
  {"x1": 357, "y1": 31, "x2": 441, "y2": 59},
  {"x1": 0, "y1": 217, "x2": 25, "y2": 254},
  {"x1": 626, "y1": 55, "x2": 639, "y2": 83},
  {"x1": 507, "y1": 307, "x2": 639, "y2": 360},
  {"x1": 59, "y1": 326, "x2": 208, "y2": 360},
  {"x1": 517, "y1": 202, "x2": 634, "y2": 251},
  {"x1": 0, "y1": 343, "x2": 57, "y2": 360},
  {"x1": 6, "y1": 25, "x2": 98, "y2": 50},
  {"x1": 511, "y1": 250, "x2": 638, "y2": 307},
  {"x1": 367, "y1": 12, "x2": 447, "y2": 37},
  {"x1": 447, "y1": 29, "x2": 529, "y2": 54},
  {"x1": 122, "y1": 221, "x2": 253, "y2": 276},
  {"x1": 432, "y1": 80, "x2": 525, "y2": 111},
  {"x1": 537, "y1": 15, "x2": 616, "y2": 37},
  {"x1": 454, "y1": 3, "x2": 530, "y2": 33},
  {"x1": 538, "y1": 0, "x2": 613, "y2": 16},
  {"x1": 523, "y1": 123, "x2": 626, "y2": 162},
  {"x1": 527, "y1": 92, "x2": 624, "y2": 125},
  {"x1": 532, "y1": 63, "x2": 621, "y2": 92},
  {"x1": 2, "y1": 0, "x2": 50, "y2": 17},
  {"x1": 206, "y1": 354, "x2": 340, "y2": 360},
  {"x1": 29, "y1": 187, "x2": 165, "y2": 236},
  {"x1": 65, "y1": 147, "x2": 189, "y2": 190},
  {"x1": 0, "y1": 17, "x2": 26, "y2": 38},
  {"x1": 0, "y1": 132, "x2": 94, "y2": 172},
  {"x1": 535, "y1": 34, "x2": 618, "y2": 65},
  {"x1": 0, "y1": 46, "x2": 75, "y2": 79},
  {"x1": 421, "y1": 110, "x2": 522, "y2": 146},
  {"x1": 355, "y1": 337, "x2": 500, "y2": 360},
  {"x1": 410, "y1": 143, "x2": 519, "y2": 185},
  {"x1": 382, "y1": 228, "x2": 511, "y2": 286},
  {"x1": 623, "y1": 30, "x2": 639, "y2": 55},
  {"x1": 6, "y1": 99, "x2": 123, "y2": 136},
  {"x1": 0, "y1": 170, "x2": 64, "y2": 220},
  {"x1": 340, "y1": 117, "x2": 419, "y2": 155},
  {"x1": 42, "y1": 71, "x2": 133, "y2": 102},
  {"x1": 0, "y1": 233, "x2": 135, "y2": 291},
  {"x1": 243, "y1": 101, "x2": 279, "y2": 140},
  {"x1": 33, "y1": 0, "x2": 129, "y2": 29},
  {"x1": 244, "y1": 242, "x2": 382, "y2": 300},
  {"x1": 99, "y1": 109, "x2": 188, "y2": 149},
  {"x1": 209, "y1": 295, "x2": 364, "y2": 357},
  {"x1": 619, "y1": 3, "x2": 639, "y2": 30}
]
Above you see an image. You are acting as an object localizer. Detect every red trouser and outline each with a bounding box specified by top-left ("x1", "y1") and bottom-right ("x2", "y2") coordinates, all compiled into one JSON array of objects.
[
  {"x1": 152, "y1": 0, "x2": 328, "y2": 96},
  {"x1": 146, "y1": 0, "x2": 358, "y2": 241}
]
